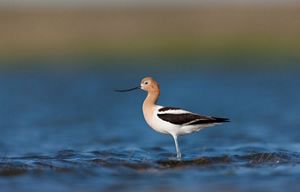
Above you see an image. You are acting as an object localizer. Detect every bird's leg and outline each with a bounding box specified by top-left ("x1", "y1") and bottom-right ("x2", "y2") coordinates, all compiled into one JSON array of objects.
[{"x1": 172, "y1": 134, "x2": 182, "y2": 160}]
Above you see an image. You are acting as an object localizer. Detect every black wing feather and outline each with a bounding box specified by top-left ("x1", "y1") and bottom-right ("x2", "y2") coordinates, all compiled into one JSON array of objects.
[
  {"x1": 157, "y1": 113, "x2": 229, "y2": 125},
  {"x1": 188, "y1": 116, "x2": 230, "y2": 125},
  {"x1": 158, "y1": 107, "x2": 181, "y2": 112}
]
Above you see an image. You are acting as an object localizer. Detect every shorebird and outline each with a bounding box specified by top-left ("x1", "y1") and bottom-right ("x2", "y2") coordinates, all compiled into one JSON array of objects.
[{"x1": 116, "y1": 77, "x2": 229, "y2": 159}]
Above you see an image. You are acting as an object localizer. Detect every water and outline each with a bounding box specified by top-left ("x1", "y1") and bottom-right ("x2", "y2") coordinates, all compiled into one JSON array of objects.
[{"x1": 0, "y1": 69, "x2": 300, "y2": 192}]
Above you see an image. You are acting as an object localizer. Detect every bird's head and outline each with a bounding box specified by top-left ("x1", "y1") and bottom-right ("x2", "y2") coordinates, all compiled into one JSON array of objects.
[{"x1": 140, "y1": 77, "x2": 159, "y2": 93}]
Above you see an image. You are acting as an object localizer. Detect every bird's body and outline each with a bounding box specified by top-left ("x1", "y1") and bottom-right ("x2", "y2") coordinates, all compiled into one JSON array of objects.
[
  {"x1": 143, "y1": 105, "x2": 227, "y2": 136},
  {"x1": 116, "y1": 77, "x2": 229, "y2": 159}
]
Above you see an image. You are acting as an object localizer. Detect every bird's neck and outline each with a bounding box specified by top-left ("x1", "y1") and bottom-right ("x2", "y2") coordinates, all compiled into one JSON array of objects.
[{"x1": 143, "y1": 90, "x2": 160, "y2": 112}]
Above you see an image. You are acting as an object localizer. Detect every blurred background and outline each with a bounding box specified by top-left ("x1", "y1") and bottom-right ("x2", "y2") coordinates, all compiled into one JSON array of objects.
[
  {"x1": 1, "y1": 1, "x2": 300, "y2": 192},
  {"x1": 1, "y1": 0, "x2": 300, "y2": 70}
]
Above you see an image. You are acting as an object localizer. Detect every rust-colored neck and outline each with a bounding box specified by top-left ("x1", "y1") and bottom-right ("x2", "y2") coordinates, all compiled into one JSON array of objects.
[
  {"x1": 143, "y1": 89, "x2": 160, "y2": 107},
  {"x1": 142, "y1": 89, "x2": 160, "y2": 120}
]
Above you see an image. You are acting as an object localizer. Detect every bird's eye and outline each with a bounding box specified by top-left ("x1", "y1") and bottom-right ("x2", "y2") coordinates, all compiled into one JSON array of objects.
[{"x1": 145, "y1": 82, "x2": 148, "y2": 85}]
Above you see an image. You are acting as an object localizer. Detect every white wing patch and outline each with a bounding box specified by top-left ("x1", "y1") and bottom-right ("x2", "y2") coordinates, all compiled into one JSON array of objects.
[{"x1": 157, "y1": 106, "x2": 192, "y2": 115}]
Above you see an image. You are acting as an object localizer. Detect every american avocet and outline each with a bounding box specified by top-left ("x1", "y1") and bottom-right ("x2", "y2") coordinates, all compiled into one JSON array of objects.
[{"x1": 116, "y1": 77, "x2": 229, "y2": 159}]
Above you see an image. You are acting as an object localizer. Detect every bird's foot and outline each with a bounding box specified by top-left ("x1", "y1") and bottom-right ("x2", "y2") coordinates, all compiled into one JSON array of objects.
[{"x1": 176, "y1": 153, "x2": 182, "y2": 161}]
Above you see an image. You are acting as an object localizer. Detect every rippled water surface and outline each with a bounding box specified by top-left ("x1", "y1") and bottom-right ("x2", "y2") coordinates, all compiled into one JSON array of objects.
[{"x1": 0, "y1": 70, "x2": 300, "y2": 192}]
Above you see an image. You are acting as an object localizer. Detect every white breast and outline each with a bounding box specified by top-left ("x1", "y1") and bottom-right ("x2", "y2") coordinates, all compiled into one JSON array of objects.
[{"x1": 143, "y1": 106, "x2": 181, "y2": 135}]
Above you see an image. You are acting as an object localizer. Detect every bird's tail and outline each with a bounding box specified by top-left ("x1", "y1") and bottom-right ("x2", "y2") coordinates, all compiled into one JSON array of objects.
[{"x1": 212, "y1": 117, "x2": 230, "y2": 123}]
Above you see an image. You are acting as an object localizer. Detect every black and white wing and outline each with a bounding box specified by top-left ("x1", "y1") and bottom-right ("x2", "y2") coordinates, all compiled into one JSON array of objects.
[{"x1": 157, "y1": 106, "x2": 229, "y2": 126}]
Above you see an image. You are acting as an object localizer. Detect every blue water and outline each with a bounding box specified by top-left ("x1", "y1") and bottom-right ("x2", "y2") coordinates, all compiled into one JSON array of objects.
[{"x1": 0, "y1": 69, "x2": 300, "y2": 191}]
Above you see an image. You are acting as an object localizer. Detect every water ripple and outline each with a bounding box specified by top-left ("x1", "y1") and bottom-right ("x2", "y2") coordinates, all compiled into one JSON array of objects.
[{"x1": 1, "y1": 146, "x2": 300, "y2": 177}]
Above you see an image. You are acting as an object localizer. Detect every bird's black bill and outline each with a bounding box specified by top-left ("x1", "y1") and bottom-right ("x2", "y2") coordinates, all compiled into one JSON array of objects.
[{"x1": 115, "y1": 86, "x2": 141, "y2": 92}]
